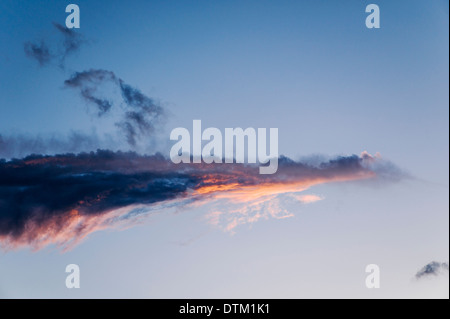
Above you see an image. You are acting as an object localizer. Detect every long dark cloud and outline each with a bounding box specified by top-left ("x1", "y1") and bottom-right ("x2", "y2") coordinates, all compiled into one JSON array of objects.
[
  {"x1": 65, "y1": 69, "x2": 165, "y2": 146},
  {"x1": 0, "y1": 151, "x2": 402, "y2": 251},
  {"x1": 24, "y1": 22, "x2": 85, "y2": 67},
  {"x1": 415, "y1": 261, "x2": 449, "y2": 280}
]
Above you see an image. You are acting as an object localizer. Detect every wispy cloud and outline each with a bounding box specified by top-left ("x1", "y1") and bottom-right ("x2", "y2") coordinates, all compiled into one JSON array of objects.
[
  {"x1": 64, "y1": 69, "x2": 117, "y2": 114},
  {"x1": 52, "y1": 22, "x2": 84, "y2": 64},
  {"x1": 24, "y1": 22, "x2": 85, "y2": 68},
  {"x1": 415, "y1": 261, "x2": 449, "y2": 280},
  {"x1": 24, "y1": 41, "x2": 52, "y2": 66},
  {"x1": 64, "y1": 69, "x2": 165, "y2": 146},
  {"x1": 292, "y1": 194, "x2": 323, "y2": 204}
]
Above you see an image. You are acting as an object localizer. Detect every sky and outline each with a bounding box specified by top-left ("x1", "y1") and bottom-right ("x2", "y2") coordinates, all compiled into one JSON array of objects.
[{"x1": 0, "y1": 0, "x2": 448, "y2": 298}]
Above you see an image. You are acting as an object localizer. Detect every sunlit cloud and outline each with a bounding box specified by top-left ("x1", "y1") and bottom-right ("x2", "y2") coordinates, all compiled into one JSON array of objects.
[
  {"x1": 0, "y1": 151, "x2": 403, "y2": 251},
  {"x1": 292, "y1": 194, "x2": 324, "y2": 204}
]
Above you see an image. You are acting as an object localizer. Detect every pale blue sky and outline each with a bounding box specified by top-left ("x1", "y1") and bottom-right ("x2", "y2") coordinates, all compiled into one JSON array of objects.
[{"x1": 0, "y1": 0, "x2": 448, "y2": 298}]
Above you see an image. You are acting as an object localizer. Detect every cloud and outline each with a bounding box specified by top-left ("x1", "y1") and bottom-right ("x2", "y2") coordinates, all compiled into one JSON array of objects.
[
  {"x1": 64, "y1": 69, "x2": 165, "y2": 146},
  {"x1": 415, "y1": 261, "x2": 449, "y2": 280},
  {"x1": 118, "y1": 80, "x2": 164, "y2": 145},
  {"x1": 24, "y1": 41, "x2": 52, "y2": 66},
  {"x1": 64, "y1": 69, "x2": 117, "y2": 115},
  {"x1": 0, "y1": 151, "x2": 402, "y2": 251},
  {"x1": 52, "y1": 22, "x2": 84, "y2": 63},
  {"x1": 24, "y1": 22, "x2": 85, "y2": 67},
  {"x1": 23, "y1": 26, "x2": 163, "y2": 147},
  {"x1": 293, "y1": 194, "x2": 323, "y2": 204},
  {"x1": 0, "y1": 132, "x2": 116, "y2": 159}
]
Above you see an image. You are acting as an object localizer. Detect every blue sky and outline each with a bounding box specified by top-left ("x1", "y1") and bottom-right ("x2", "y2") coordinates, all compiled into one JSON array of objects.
[{"x1": 0, "y1": 0, "x2": 448, "y2": 298}]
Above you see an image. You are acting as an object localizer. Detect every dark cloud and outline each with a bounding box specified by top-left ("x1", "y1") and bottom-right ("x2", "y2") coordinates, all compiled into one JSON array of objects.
[
  {"x1": 24, "y1": 41, "x2": 52, "y2": 66},
  {"x1": 0, "y1": 151, "x2": 401, "y2": 250},
  {"x1": 24, "y1": 22, "x2": 85, "y2": 67},
  {"x1": 415, "y1": 261, "x2": 449, "y2": 280},
  {"x1": 52, "y1": 22, "x2": 84, "y2": 63},
  {"x1": 64, "y1": 69, "x2": 117, "y2": 87},
  {"x1": 65, "y1": 69, "x2": 165, "y2": 146},
  {"x1": 64, "y1": 69, "x2": 117, "y2": 115},
  {"x1": 119, "y1": 80, "x2": 161, "y2": 112},
  {"x1": 118, "y1": 80, "x2": 164, "y2": 145},
  {"x1": 23, "y1": 25, "x2": 162, "y2": 147},
  {"x1": 0, "y1": 151, "x2": 196, "y2": 248}
]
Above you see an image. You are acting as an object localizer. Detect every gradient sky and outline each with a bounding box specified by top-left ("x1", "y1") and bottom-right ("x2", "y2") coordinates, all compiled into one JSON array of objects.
[{"x1": 0, "y1": 0, "x2": 448, "y2": 298}]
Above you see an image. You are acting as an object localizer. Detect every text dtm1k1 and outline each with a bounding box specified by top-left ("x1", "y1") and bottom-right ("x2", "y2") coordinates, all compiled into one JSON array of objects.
[{"x1": 179, "y1": 303, "x2": 270, "y2": 316}]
